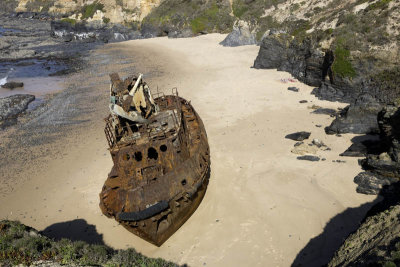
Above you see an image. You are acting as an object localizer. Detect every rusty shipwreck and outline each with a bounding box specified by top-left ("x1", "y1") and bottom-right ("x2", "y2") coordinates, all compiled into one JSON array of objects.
[{"x1": 99, "y1": 73, "x2": 210, "y2": 246}]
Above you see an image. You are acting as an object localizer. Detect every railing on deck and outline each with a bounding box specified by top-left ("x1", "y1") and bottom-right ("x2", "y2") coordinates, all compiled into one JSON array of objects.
[{"x1": 105, "y1": 88, "x2": 182, "y2": 149}]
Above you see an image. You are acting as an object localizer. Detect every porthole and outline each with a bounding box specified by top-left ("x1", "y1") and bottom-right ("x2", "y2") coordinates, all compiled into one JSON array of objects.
[
  {"x1": 148, "y1": 147, "x2": 158, "y2": 160},
  {"x1": 134, "y1": 151, "x2": 142, "y2": 161}
]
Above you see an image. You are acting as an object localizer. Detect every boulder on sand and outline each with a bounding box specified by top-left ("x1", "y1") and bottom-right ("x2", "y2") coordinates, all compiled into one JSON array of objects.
[
  {"x1": 1, "y1": 81, "x2": 24, "y2": 89},
  {"x1": 220, "y1": 20, "x2": 256, "y2": 47},
  {"x1": 285, "y1": 131, "x2": 311, "y2": 141}
]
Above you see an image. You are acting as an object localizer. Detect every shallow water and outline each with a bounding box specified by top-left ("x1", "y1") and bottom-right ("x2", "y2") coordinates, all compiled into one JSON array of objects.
[
  {"x1": 0, "y1": 59, "x2": 66, "y2": 103},
  {"x1": 0, "y1": 26, "x2": 21, "y2": 37}
]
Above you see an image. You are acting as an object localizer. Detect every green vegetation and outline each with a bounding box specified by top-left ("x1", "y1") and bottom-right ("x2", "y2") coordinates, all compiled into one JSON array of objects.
[
  {"x1": 0, "y1": 220, "x2": 178, "y2": 266},
  {"x1": 60, "y1": 18, "x2": 77, "y2": 25},
  {"x1": 143, "y1": 0, "x2": 233, "y2": 35},
  {"x1": 379, "y1": 241, "x2": 400, "y2": 267},
  {"x1": 81, "y1": 1, "x2": 105, "y2": 20},
  {"x1": 231, "y1": 0, "x2": 285, "y2": 21},
  {"x1": 291, "y1": 3, "x2": 300, "y2": 12},
  {"x1": 367, "y1": 0, "x2": 393, "y2": 10},
  {"x1": 232, "y1": 0, "x2": 249, "y2": 19},
  {"x1": 103, "y1": 17, "x2": 110, "y2": 24},
  {"x1": 370, "y1": 67, "x2": 400, "y2": 102},
  {"x1": 290, "y1": 20, "x2": 311, "y2": 40},
  {"x1": 383, "y1": 261, "x2": 397, "y2": 267},
  {"x1": 190, "y1": 4, "x2": 221, "y2": 33},
  {"x1": 331, "y1": 41, "x2": 356, "y2": 78},
  {"x1": 25, "y1": 0, "x2": 55, "y2": 13},
  {"x1": 255, "y1": 15, "x2": 280, "y2": 41}
]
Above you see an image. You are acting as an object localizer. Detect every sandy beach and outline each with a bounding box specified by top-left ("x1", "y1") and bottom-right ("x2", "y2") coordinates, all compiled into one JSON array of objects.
[{"x1": 0, "y1": 34, "x2": 377, "y2": 266}]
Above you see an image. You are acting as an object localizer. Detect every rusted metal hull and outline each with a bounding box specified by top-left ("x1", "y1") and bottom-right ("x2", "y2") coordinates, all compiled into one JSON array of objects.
[{"x1": 99, "y1": 95, "x2": 210, "y2": 246}]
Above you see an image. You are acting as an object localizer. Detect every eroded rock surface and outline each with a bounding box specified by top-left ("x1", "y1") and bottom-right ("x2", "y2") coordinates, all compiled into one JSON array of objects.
[
  {"x1": 1, "y1": 81, "x2": 24, "y2": 89},
  {"x1": 329, "y1": 204, "x2": 400, "y2": 267},
  {"x1": 285, "y1": 131, "x2": 311, "y2": 141},
  {"x1": 325, "y1": 94, "x2": 382, "y2": 135},
  {"x1": 0, "y1": 94, "x2": 35, "y2": 128},
  {"x1": 220, "y1": 20, "x2": 256, "y2": 47},
  {"x1": 353, "y1": 105, "x2": 400, "y2": 195}
]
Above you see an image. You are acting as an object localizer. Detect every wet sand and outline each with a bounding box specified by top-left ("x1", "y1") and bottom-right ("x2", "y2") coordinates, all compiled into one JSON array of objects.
[{"x1": 0, "y1": 34, "x2": 376, "y2": 266}]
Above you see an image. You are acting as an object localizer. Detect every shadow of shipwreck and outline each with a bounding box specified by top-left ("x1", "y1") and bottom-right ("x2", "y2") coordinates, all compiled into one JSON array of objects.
[{"x1": 40, "y1": 218, "x2": 105, "y2": 245}]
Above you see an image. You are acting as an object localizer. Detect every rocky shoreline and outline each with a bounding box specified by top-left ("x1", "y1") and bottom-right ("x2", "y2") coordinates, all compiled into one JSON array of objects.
[
  {"x1": 253, "y1": 32, "x2": 400, "y2": 198},
  {"x1": 249, "y1": 3, "x2": 400, "y2": 265},
  {"x1": 0, "y1": 12, "x2": 115, "y2": 128}
]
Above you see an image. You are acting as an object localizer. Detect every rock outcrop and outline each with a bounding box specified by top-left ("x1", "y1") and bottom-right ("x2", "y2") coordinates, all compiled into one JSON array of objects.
[
  {"x1": 0, "y1": 94, "x2": 35, "y2": 128},
  {"x1": 325, "y1": 94, "x2": 382, "y2": 135},
  {"x1": 1, "y1": 81, "x2": 24, "y2": 89},
  {"x1": 328, "y1": 201, "x2": 400, "y2": 267},
  {"x1": 254, "y1": 33, "x2": 325, "y2": 87},
  {"x1": 220, "y1": 20, "x2": 256, "y2": 47},
  {"x1": 51, "y1": 20, "x2": 141, "y2": 43},
  {"x1": 353, "y1": 105, "x2": 400, "y2": 195},
  {"x1": 252, "y1": 1, "x2": 399, "y2": 134}
]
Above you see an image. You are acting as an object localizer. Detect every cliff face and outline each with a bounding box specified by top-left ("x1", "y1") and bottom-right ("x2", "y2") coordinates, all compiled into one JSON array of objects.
[
  {"x1": 328, "y1": 204, "x2": 400, "y2": 267},
  {"x1": 9, "y1": 0, "x2": 163, "y2": 24},
  {"x1": 252, "y1": 0, "x2": 399, "y2": 135},
  {"x1": 237, "y1": 0, "x2": 398, "y2": 102}
]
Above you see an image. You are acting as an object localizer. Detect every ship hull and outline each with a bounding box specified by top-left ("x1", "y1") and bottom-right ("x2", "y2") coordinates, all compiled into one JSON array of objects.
[{"x1": 100, "y1": 95, "x2": 210, "y2": 246}]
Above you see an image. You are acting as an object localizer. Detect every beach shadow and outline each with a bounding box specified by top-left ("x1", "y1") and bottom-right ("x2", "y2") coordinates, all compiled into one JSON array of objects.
[
  {"x1": 40, "y1": 219, "x2": 105, "y2": 245},
  {"x1": 291, "y1": 198, "x2": 380, "y2": 267},
  {"x1": 340, "y1": 134, "x2": 383, "y2": 157}
]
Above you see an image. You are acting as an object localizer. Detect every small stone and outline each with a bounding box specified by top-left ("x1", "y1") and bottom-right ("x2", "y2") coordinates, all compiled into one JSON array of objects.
[
  {"x1": 288, "y1": 87, "x2": 299, "y2": 92},
  {"x1": 299, "y1": 100, "x2": 308, "y2": 103},
  {"x1": 297, "y1": 155, "x2": 320, "y2": 162},
  {"x1": 316, "y1": 124, "x2": 322, "y2": 128},
  {"x1": 378, "y1": 152, "x2": 391, "y2": 162},
  {"x1": 29, "y1": 230, "x2": 38, "y2": 237},
  {"x1": 322, "y1": 158, "x2": 326, "y2": 161},
  {"x1": 312, "y1": 139, "x2": 326, "y2": 148},
  {"x1": 312, "y1": 108, "x2": 337, "y2": 115},
  {"x1": 294, "y1": 142, "x2": 303, "y2": 147}
]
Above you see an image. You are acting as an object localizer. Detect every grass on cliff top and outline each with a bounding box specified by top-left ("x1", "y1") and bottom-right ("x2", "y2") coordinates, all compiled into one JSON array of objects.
[
  {"x1": 367, "y1": 0, "x2": 393, "y2": 10},
  {"x1": 190, "y1": 3, "x2": 232, "y2": 34},
  {"x1": 81, "y1": 1, "x2": 105, "y2": 20},
  {"x1": 0, "y1": 220, "x2": 179, "y2": 266},
  {"x1": 60, "y1": 18, "x2": 77, "y2": 26}
]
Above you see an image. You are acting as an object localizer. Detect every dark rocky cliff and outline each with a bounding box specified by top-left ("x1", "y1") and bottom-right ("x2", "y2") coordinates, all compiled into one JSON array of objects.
[{"x1": 253, "y1": 1, "x2": 399, "y2": 135}]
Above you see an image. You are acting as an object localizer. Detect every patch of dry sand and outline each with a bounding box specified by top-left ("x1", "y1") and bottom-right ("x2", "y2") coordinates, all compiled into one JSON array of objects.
[{"x1": 0, "y1": 34, "x2": 376, "y2": 266}]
